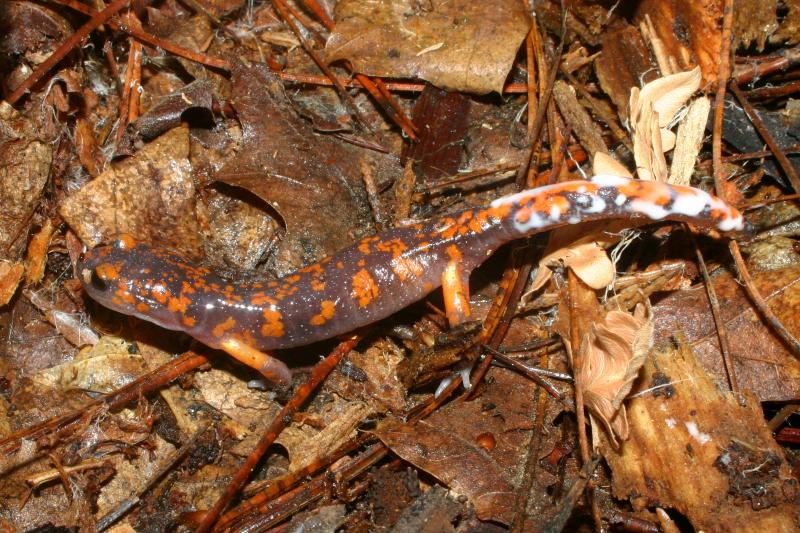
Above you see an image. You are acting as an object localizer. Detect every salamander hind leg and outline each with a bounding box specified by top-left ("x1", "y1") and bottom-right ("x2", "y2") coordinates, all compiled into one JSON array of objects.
[
  {"x1": 441, "y1": 260, "x2": 472, "y2": 328},
  {"x1": 220, "y1": 338, "x2": 292, "y2": 385}
]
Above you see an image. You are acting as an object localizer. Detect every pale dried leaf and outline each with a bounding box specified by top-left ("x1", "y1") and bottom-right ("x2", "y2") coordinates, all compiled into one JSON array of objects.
[
  {"x1": 636, "y1": 67, "x2": 702, "y2": 129},
  {"x1": 592, "y1": 152, "x2": 634, "y2": 178},
  {"x1": 33, "y1": 337, "x2": 148, "y2": 393},
  {"x1": 582, "y1": 303, "x2": 653, "y2": 447},
  {"x1": 629, "y1": 67, "x2": 701, "y2": 182},
  {"x1": 528, "y1": 221, "x2": 633, "y2": 293}
]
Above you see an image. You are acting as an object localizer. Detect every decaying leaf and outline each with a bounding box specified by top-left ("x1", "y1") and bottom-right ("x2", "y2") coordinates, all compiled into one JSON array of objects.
[
  {"x1": 629, "y1": 67, "x2": 701, "y2": 181},
  {"x1": 374, "y1": 417, "x2": 515, "y2": 524},
  {"x1": 581, "y1": 302, "x2": 654, "y2": 447},
  {"x1": 603, "y1": 338, "x2": 799, "y2": 530},
  {"x1": 0, "y1": 261, "x2": 24, "y2": 306},
  {"x1": 0, "y1": 101, "x2": 52, "y2": 258},
  {"x1": 325, "y1": 0, "x2": 530, "y2": 94},
  {"x1": 32, "y1": 336, "x2": 148, "y2": 393},
  {"x1": 59, "y1": 126, "x2": 202, "y2": 255}
]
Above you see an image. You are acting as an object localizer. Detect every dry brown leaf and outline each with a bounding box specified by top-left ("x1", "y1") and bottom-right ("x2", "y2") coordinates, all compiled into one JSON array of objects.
[
  {"x1": 59, "y1": 126, "x2": 202, "y2": 254},
  {"x1": 24, "y1": 218, "x2": 54, "y2": 286},
  {"x1": 581, "y1": 302, "x2": 653, "y2": 447},
  {"x1": 0, "y1": 261, "x2": 24, "y2": 306},
  {"x1": 325, "y1": 0, "x2": 530, "y2": 94},
  {"x1": 629, "y1": 67, "x2": 701, "y2": 181}
]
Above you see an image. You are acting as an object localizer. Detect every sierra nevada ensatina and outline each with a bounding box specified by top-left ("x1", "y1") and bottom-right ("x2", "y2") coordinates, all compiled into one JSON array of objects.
[{"x1": 77, "y1": 175, "x2": 747, "y2": 384}]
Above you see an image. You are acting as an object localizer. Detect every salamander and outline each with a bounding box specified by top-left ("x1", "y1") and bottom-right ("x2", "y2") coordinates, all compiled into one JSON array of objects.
[{"x1": 77, "y1": 175, "x2": 747, "y2": 384}]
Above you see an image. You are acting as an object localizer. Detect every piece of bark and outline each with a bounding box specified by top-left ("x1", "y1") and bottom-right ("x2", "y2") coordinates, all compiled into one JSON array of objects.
[
  {"x1": 553, "y1": 80, "x2": 608, "y2": 161},
  {"x1": 602, "y1": 338, "x2": 799, "y2": 530},
  {"x1": 595, "y1": 25, "x2": 658, "y2": 121},
  {"x1": 635, "y1": 0, "x2": 722, "y2": 84}
]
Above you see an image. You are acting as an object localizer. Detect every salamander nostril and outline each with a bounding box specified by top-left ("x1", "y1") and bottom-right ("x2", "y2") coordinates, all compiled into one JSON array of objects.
[{"x1": 90, "y1": 270, "x2": 109, "y2": 291}]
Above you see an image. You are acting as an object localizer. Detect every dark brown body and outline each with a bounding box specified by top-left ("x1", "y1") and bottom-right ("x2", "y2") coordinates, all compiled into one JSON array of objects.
[{"x1": 77, "y1": 176, "x2": 746, "y2": 357}]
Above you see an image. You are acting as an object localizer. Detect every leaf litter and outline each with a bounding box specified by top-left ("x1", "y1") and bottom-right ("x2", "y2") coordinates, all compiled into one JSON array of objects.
[{"x1": 1, "y1": 0, "x2": 799, "y2": 530}]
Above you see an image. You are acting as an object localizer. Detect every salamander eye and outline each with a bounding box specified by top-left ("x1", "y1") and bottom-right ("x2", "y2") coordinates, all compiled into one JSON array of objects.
[{"x1": 90, "y1": 270, "x2": 109, "y2": 291}]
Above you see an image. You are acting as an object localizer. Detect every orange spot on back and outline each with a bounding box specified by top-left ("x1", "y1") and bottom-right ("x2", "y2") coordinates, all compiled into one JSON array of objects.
[
  {"x1": 182, "y1": 315, "x2": 197, "y2": 327},
  {"x1": 375, "y1": 238, "x2": 408, "y2": 258},
  {"x1": 309, "y1": 300, "x2": 337, "y2": 325},
  {"x1": 212, "y1": 317, "x2": 237, "y2": 338},
  {"x1": 260, "y1": 307, "x2": 285, "y2": 338},
  {"x1": 352, "y1": 269, "x2": 379, "y2": 308},
  {"x1": 116, "y1": 288, "x2": 135, "y2": 305},
  {"x1": 150, "y1": 283, "x2": 170, "y2": 304},
  {"x1": 392, "y1": 256, "x2": 424, "y2": 281},
  {"x1": 167, "y1": 294, "x2": 191, "y2": 313},
  {"x1": 250, "y1": 292, "x2": 278, "y2": 306}
]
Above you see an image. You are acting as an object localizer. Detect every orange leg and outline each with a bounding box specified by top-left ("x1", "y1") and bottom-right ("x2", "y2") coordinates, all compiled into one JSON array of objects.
[
  {"x1": 441, "y1": 261, "x2": 471, "y2": 328},
  {"x1": 220, "y1": 338, "x2": 292, "y2": 385}
]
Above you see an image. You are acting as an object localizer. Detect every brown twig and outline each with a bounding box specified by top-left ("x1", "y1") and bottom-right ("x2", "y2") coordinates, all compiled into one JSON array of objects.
[
  {"x1": 50, "y1": 0, "x2": 230, "y2": 70},
  {"x1": 0, "y1": 352, "x2": 208, "y2": 457},
  {"x1": 7, "y1": 0, "x2": 133, "y2": 105},
  {"x1": 274, "y1": 72, "x2": 530, "y2": 93},
  {"x1": 271, "y1": 0, "x2": 373, "y2": 134},
  {"x1": 295, "y1": 0, "x2": 418, "y2": 140},
  {"x1": 194, "y1": 335, "x2": 360, "y2": 533},
  {"x1": 711, "y1": 0, "x2": 734, "y2": 198},
  {"x1": 515, "y1": 13, "x2": 564, "y2": 188},
  {"x1": 216, "y1": 434, "x2": 372, "y2": 529},
  {"x1": 690, "y1": 230, "x2": 739, "y2": 393},
  {"x1": 566, "y1": 269, "x2": 591, "y2": 502}
]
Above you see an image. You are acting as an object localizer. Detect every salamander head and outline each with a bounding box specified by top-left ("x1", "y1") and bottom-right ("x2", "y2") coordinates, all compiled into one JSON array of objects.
[{"x1": 77, "y1": 234, "x2": 208, "y2": 335}]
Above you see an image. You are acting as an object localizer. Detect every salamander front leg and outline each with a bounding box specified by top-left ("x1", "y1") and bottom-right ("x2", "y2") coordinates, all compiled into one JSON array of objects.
[
  {"x1": 438, "y1": 261, "x2": 475, "y2": 395},
  {"x1": 441, "y1": 261, "x2": 472, "y2": 328},
  {"x1": 220, "y1": 338, "x2": 292, "y2": 385}
]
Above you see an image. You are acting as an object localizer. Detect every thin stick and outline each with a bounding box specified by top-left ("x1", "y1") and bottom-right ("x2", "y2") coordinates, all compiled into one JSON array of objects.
[
  {"x1": 690, "y1": 230, "x2": 739, "y2": 393},
  {"x1": 710, "y1": 0, "x2": 734, "y2": 197},
  {"x1": 194, "y1": 336, "x2": 359, "y2": 533},
  {"x1": 7, "y1": 0, "x2": 132, "y2": 105}
]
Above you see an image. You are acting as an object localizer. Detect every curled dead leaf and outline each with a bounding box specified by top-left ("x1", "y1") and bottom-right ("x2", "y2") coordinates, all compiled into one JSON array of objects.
[
  {"x1": 593, "y1": 152, "x2": 634, "y2": 178},
  {"x1": 629, "y1": 67, "x2": 701, "y2": 181},
  {"x1": 527, "y1": 220, "x2": 637, "y2": 295},
  {"x1": 581, "y1": 302, "x2": 654, "y2": 447}
]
